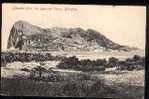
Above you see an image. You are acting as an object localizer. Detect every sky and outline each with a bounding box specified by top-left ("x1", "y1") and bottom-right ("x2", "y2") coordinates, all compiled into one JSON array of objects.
[{"x1": 1, "y1": 3, "x2": 146, "y2": 51}]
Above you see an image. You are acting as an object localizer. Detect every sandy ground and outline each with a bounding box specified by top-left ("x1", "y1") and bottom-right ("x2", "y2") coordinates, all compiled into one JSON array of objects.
[
  {"x1": 96, "y1": 70, "x2": 144, "y2": 86},
  {"x1": 50, "y1": 50, "x2": 145, "y2": 60}
]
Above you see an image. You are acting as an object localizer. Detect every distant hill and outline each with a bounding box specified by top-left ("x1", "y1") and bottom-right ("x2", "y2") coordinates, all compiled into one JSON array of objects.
[{"x1": 7, "y1": 20, "x2": 138, "y2": 52}]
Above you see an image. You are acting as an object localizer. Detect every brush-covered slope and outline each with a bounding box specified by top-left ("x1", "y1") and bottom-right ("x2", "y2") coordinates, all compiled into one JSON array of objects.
[{"x1": 7, "y1": 20, "x2": 137, "y2": 52}]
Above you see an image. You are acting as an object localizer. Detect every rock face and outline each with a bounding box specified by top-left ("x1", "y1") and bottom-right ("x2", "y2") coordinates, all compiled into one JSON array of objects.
[{"x1": 7, "y1": 20, "x2": 137, "y2": 52}]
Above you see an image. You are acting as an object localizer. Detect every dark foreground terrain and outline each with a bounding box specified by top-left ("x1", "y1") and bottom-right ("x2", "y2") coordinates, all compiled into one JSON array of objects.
[{"x1": 1, "y1": 75, "x2": 144, "y2": 99}]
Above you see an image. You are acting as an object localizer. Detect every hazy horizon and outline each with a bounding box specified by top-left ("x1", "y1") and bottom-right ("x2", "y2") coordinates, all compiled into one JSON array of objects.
[{"x1": 2, "y1": 4, "x2": 146, "y2": 51}]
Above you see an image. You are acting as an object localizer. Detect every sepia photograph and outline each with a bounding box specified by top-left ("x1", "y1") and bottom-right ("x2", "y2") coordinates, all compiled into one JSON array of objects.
[{"x1": 1, "y1": 3, "x2": 146, "y2": 99}]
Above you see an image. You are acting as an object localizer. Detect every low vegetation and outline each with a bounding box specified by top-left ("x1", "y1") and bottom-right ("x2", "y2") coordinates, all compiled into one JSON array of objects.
[
  {"x1": 1, "y1": 52, "x2": 144, "y2": 71},
  {"x1": 1, "y1": 76, "x2": 144, "y2": 99},
  {"x1": 56, "y1": 56, "x2": 106, "y2": 71},
  {"x1": 56, "y1": 55, "x2": 145, "y2": 71},
  {"x1": 1, "y1": 52, "x2": 62, "y2": 63}
]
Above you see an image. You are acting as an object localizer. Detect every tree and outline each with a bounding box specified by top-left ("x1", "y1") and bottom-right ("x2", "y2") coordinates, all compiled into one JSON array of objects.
[
  {"x1": 80, "y1": 59, "x2": 92, "y2": 66},
  {"x1": 133, "y1": 55, "x2": 141, "y2": 62},
  {"x1": 33, "y1": 66, "x2": 46, "y2": 78},
  {"x1": 95, "y1": 59, "x2": 107, "y2": 66},
  {"x1": 57, "y1": 56, "x2": 79, "y2": 69},
  {"x1": 29, "y1": 69, "x2": 36, "y2": 79},
  {"x1": 108, "y1": 57, "x2": 119, "y2": 68}
]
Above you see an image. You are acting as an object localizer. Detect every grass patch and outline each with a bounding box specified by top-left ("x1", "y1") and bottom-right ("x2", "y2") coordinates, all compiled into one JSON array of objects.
[{"x1": 1, "y1": 75, "x2": 144, "y2": 99}]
